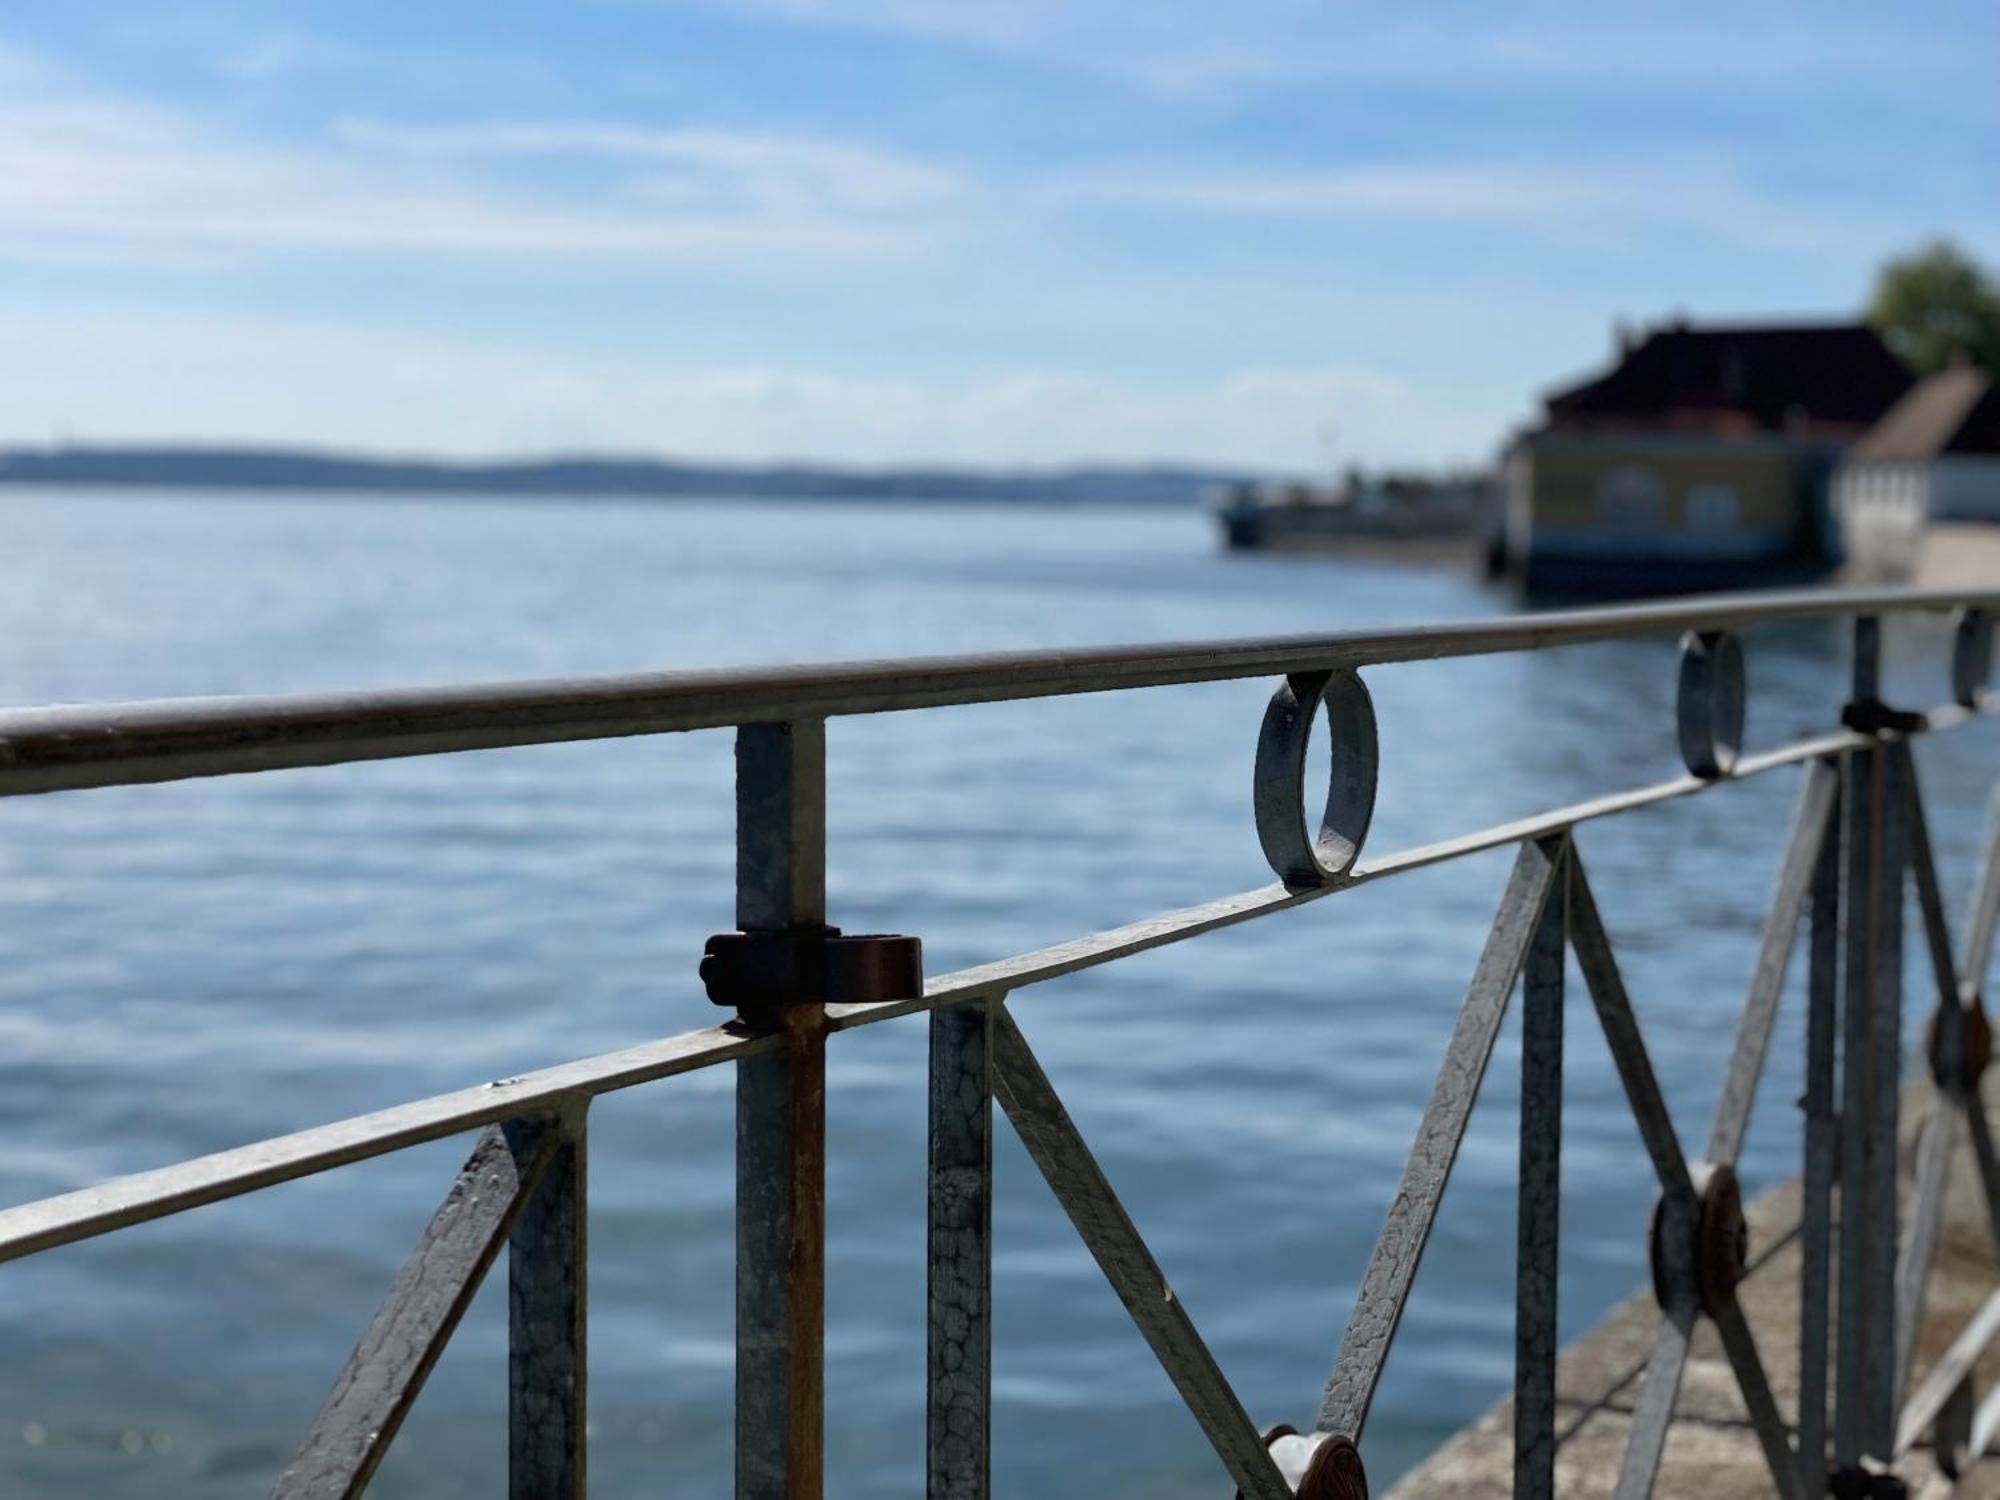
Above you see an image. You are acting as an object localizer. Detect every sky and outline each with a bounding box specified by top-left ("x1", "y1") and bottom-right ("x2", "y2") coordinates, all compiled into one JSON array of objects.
[{"x1": 1, "y1": 2, "x2": 1996, "y2": 472}]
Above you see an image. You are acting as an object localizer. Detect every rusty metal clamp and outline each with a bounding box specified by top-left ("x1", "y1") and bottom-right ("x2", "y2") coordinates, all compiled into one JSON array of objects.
[
  {"x1": 1841, "y1": 699, "x2": 1928, "y2": 737},
  {"x1": 701, "y1": 926, "x2": 922, "y2": 1028}
]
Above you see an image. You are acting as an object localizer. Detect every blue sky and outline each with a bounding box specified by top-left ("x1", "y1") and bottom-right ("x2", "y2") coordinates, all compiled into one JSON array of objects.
[{"x1": 1, "y1": 2, "x2": 1995, "y2": 470}]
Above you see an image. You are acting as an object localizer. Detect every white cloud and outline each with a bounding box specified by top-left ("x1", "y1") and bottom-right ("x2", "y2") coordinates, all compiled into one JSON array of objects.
[
  {"x1": 1090, "y1": 165, "x2": 1594, "y2": 223},
  {"x1": 706, "y1": 0, "x2": 1967, "y2": 96},
  {"x1": 0, "y1": 50, "x2": 951, "y2": 267},
  {"x1": 333, "y1": 119, "x2": 958, "y2": 214},
  {"x1": 1065, "y1": 154, "x2": 1888, "y2": 255},
  {"x1": 0, "y1": 306, "x2": 1493, "y2": 469}
]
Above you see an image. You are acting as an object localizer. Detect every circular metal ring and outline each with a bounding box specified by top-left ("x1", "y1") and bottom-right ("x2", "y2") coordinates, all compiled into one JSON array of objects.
[
  {"x1": 1253, "y1": 669, "x2": 1379, "y2": 891},
  {"x1": 1676, "y1": 630, "x2": 1745, "y2": 779},
  {"x1": 1952, "y1": 607, "x2": 1991, "y2": 708}
]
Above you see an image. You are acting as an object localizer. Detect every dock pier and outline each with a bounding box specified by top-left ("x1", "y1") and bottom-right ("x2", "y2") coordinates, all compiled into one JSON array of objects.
[{"x1": 1393, "y1": 1079, "x2": 2000, "y2": 1498}]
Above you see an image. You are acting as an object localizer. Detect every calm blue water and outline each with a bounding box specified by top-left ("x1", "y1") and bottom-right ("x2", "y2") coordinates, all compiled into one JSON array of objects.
[{"x1": 0, "y1": 490, "x2": 1992, "y2": 1497}]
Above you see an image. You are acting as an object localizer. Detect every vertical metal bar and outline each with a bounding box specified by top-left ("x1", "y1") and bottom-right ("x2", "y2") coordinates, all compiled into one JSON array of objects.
[
  {"x1": 988, "y1": 1009, "x2": 1290, "y2": 1500},
  {"x1": 928, "y1": 998, "x2": 993, "y2": 1500},
  {"x1": 1834, "y1": 741, "x2": 1873, "y2": 1471},
  {"x1": 1797, "y1": 760, "x2": 1841, "y2": 1498},
  {"x1": 735, "y1": 719, "x2": 827, "y2": 1500},
  {"x1": 275, "y1": 1122, "x2": 563, "y2": 1500},
  {"x1": 1961, "y1": 786, "x2": 2000, "y2": 992},
  {"x1": 1894, "y1": 1107, "x2": 1961, "y2": 1406},
  {"x1": 1892, "y1": 742, "x2": 1960, "y2": 1417},
  {"x1": 509, "y1": 1111, "x2": 587, "y2": 1500},
  {"x1": 1317, "y1": 837, "x2": 1561, "y2": 1442},
  {"x1": 1712, "y1": 1299, "x2": 1803, "y2": 1500},
  {"x1": 1564, "y1": 853, "x2": 1694, "y2": 1199},
  {"x1": 1865, "y1": 739, "x2": 1907, "y2": 1460},
  {"x1": 1851, "y1": 613, "x2": 1881, "y2": 704},
  {"x1": 1706, "y1": 760, "x2": 1838, "y2": 1167},
  {"x1": 1515, "y1": 837, "x2": 1565, "y2": 1500},
  {"x1": 1964, "y1": 1104, "x2": 2000, "y2": 1257},
  {"x1": 1615, "y1": 1300, "x2": 1696, "y2": 1500}
]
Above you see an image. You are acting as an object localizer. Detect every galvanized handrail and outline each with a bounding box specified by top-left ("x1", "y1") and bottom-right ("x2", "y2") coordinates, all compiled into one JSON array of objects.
[
  {"x1": 3, "y1": 585, "x2": 2000, "y2": 1500},
  {"x1": 2, "y1": 584, "x2": 1997, "y2": 796}
]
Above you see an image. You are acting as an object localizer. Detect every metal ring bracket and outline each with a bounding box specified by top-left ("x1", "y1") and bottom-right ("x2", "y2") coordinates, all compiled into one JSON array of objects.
[
  {"x1": 1952, "y1": 607, "x2": 1991, "y2": 708},
  {"x1": 1677, "y1": 630, "x2": 1745, "y2": 779},
  {"x1": 1254, "y1": 669, "x2": 1379, "y2": 890}
]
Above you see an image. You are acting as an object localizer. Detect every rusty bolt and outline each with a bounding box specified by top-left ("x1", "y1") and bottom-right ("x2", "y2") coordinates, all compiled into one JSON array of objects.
[
  {"x1": 1298, "y1": 1434, "x2": 1368, "y2": 1500},
  {"x1": 1694, "y1": 1163, "x2": 1748, "y2": 1316},
  {"x1": 1648, "y1": 1162, "x2": 1747, "y2": 1318},
  {"x1": 1925, "y1": 1000, "x2": 1992, "y2": 1094}
]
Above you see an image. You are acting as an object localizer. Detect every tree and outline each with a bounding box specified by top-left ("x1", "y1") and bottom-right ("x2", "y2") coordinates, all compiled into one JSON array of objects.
[{"x1": 1866, "y1": 239, "x2": 2000, "y2": 374}]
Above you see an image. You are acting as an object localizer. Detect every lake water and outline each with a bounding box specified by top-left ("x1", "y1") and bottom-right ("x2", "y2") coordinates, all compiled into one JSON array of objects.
[{"x1": 0, "y1": 489, "x2": 1993, "y2": 1498}]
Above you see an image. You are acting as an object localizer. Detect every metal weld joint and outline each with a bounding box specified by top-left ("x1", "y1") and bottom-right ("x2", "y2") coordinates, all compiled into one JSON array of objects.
[
  {"x1": 1233, "y1": 1426, "x2": 1368, "y2": 1500},
  {"x1": 700, "y1": 926, "x2": 923, "y2": 1028},
  {"x1": 1648, "y1": 1162, "x2": 1746, "y2": 1318}
]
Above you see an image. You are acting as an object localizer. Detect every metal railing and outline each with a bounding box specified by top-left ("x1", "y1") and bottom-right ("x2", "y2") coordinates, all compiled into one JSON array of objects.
[{"x1": 3, "y1": 584, "x2": 2000, "y2": 1500}]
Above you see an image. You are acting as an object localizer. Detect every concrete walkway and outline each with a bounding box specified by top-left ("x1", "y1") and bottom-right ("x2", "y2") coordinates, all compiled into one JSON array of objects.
[
  {"x1": 1912, "y1": 524, "x2": 2000, "y2": 590},
  {"x1": 1388, "y1": 1078, "x2": 2000, "y2": 1498}
]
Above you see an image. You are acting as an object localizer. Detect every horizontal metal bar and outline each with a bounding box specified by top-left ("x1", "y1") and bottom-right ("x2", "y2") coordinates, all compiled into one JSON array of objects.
[
  {"x1": 2, "y1": 586, "x2": 1991, "y2": 796},
  {"x1": 837, "y1": 722, "x2": 1912, "y2": 1032},
  {"x1": 1894, "y1": 1289, "x2": 2000, "y2": 1459},
  {"x1": 0, "y1": 709, "x2": 1980, "y2": 1267},
  {"x1": 0, "y1": 1024, "x2": 768, "y2": 1265}
]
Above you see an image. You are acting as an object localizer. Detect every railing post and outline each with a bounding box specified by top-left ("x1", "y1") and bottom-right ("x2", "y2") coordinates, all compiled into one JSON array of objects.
[
  {"x1": 734, "y1": 720, "x2": 828, "y2": 1500},
  {"x1": 1834, "y1": 617, "x2": 1908, "y2": 1476},
  {"x1": 1797, "y1": 759, "x2": 1841, "y2": 1498},
  {"x1": 509, "y1": 1109, "x2": 587, "y2": 1500},
  {"x1": 928, "y1": 998, "x2": 994, "y2": 1500},
  {"x1": 1866, "y1": 739, "x2": 1908, "y2": 1459},
  {"x1": 1515, "y1": 836, "x2": 1566, "y2": 1500}
]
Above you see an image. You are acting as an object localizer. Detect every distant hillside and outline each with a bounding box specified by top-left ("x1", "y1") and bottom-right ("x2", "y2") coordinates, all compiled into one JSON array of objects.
[{"x1": 0, "y1": 445, "x2": 1243, "y2": 506}]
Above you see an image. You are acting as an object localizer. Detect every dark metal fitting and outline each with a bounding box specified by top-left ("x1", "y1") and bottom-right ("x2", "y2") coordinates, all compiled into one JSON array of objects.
[
  {"x1": 1647, "y1": 1162, "x2": 1746, "y2": 1318},
  {"x1": 700, "y1": 927, "x2": 922, "y2": 1027},
  {"x1": 1841, "y1": 700, "x2": 1928, "y2": 737},
  {"x1": 1829, "y1": 1467, "x2": 1908, "y2": 1500},
  {"x1": 1925, "y1": 999, "x2": 1992, "y2": 1094},
  {"x1": 1297, "y1": 1433, "x2": 1367, "y2": 1500},
  {"x1": 1232, "y1": 1428, "x2": 1367, "y2": 1500},
  {"x1": 1952, "y1": 606, "x2": 1992, "y2": 707}
]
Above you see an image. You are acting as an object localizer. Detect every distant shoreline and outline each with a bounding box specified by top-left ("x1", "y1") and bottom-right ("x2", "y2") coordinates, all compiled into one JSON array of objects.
[{"x1": 0, "y1": 445, "x2": 1244, "y2": 507}]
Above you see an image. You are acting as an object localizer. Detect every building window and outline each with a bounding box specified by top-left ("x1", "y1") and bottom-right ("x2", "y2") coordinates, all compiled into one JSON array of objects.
[
  {"x1": 1686, "y1": 483, "x2": 1740, "y2": 535},
  {"x1": 1596, "y1": 465, "x2": 1666, "y2": 532}
]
